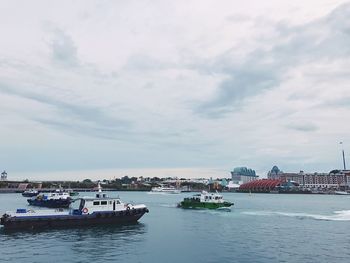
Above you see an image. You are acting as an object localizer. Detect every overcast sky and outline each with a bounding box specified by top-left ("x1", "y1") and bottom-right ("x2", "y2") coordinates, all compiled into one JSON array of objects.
[{"x1": 1, "y1": 0, "x2": 350, "y2": 180}]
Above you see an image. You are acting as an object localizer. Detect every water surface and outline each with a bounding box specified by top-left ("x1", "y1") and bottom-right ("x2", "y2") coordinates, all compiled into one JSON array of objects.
[{"x1": 1, "y1": 192, "x2": 350, "y2": 262}]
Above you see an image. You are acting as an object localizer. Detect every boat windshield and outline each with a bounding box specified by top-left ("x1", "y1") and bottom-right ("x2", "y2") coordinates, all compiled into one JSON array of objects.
[{"x1": 79, "y1": 200, "x2": 85, "y2": 210}]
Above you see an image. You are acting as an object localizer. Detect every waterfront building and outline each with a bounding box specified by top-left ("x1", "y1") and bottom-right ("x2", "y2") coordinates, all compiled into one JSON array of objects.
[
  {"x1": 226, "y1": 181, "x2": 240, "y2": 190},
  {"x1": 267, "y1": 166, "x2": 350, "y2": 189},
  {"x1": 268, "y1": 166, "x2": 305, "y2": 184},
  {"x1": 1, "y1": 171, "x2": 7, "y2": 181},
  {"x1": 303, "y1": 170, "x2": 350, "y2": 189},
  {"x1": 267, "y1": 166, "x2": 284, "y2": 179},
  {"x1": 231, "y1": 167, "x2": 259, "y2": 184},
  {"x1": 239, "y1": 179, "x2": 282, "y2": 193}
]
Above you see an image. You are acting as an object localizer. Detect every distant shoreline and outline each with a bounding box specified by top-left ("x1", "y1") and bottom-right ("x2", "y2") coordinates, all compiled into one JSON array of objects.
[{"x1": 0, "y1": 188, "x2": 150, "y2": 194}]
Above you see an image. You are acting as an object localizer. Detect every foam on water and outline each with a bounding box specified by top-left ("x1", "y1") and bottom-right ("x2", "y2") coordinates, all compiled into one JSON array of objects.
[
  {"x1": 242, "y1": 210, "x2": 350, "y2": 221},
  {"x1": 159, "y1": 204, "x2": 177, "y2": 208}
]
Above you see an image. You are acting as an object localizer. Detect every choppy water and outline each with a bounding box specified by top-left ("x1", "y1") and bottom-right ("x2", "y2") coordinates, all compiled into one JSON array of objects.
[{"x1": 1, "y1": 192, "x2": 350, "y2": 263}]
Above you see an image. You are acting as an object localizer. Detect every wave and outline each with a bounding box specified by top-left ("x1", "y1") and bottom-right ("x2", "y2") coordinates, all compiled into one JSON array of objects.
[{"x1": 242, "y1": 210, "x2": 350, "y2": 221}]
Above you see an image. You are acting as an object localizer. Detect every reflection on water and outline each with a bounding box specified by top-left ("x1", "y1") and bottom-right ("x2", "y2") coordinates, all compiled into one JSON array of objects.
[
  {"x1": 1, "y1": 222, "x2": 146, "y2": 236},
  {"x1": 1, "y1": 223, "x2": 147, "y2": 262}
]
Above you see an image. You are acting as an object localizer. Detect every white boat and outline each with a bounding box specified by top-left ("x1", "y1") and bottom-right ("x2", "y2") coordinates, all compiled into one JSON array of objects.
[
  {"x1": 150, "y1": 186, "x2": 181, "y2": 194},
  {"x1": 22, "y1": 189, "x2": 39, "y2": 197},
  {"x1": 334, "y1": 191, "x2": 350, "y2": 195},
  {"x1": 1, "y1": 183, "x2": 149, "y2": 230},
  {"x1": 27, "y1": 190, "x2": 72, "y2": 208}
]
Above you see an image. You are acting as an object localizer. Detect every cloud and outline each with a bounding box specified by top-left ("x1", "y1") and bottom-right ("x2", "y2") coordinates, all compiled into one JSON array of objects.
[
  {"x1": 195, "y1": 66, "x2": 280, "y2": 118},
  {"x1": 1, "y1": 1, "x2": 350, "y2": 176},
  {"x1": 320, "y1": 97, "x2": 350, "y2": 108},
  {"x1": 286, "y1": 122, "x2": 319, "y2": 132},
  {"x1": 194, "y1": 3, "x2": 350, "y2": 118},
  {"x1": 49, "y1": 28, "x2": 79, "y2": 66},
  {"x1": 0, "y1": 82, "x2": 132, "y2": 140}
]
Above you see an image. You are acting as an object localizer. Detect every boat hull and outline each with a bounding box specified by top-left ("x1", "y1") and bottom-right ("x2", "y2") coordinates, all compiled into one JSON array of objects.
[
  {"x1": 179, "y1": 201, "x2": 233, "y2": 209},
  {"x1": 22, "y1": 193, "x2": 39, "y2": 197},
  {"x1": 1, "y1": 208, "x2": 149, "y2": 230}
]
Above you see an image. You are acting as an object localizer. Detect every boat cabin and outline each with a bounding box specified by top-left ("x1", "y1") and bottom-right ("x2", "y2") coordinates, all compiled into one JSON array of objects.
[
  {"x1": 185, "y1": 191, "x2": 225, "y2": 204},
  {"x1": 35, "y1": 192, "x2": 70, "y2": 200},
  {"x1": 71, "y1": 185, "x2": 127, "y2": 215}
]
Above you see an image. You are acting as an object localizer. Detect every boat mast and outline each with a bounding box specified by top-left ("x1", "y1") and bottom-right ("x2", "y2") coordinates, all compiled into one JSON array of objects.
[{"x1": 340, "y1": 142, "x2": 347, "y2": 170}]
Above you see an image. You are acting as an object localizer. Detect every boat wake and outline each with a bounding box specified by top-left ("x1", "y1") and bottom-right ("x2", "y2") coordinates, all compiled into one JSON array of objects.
[
  {"x1": 147, "y1": 192, "x2": 178, "y2": 195},
  {"x1": 159, "y1": 204, "x2": 178, "y2": 208},
  {"x1": 242, "y1": 210, "x2": 350, "y2": 221}
]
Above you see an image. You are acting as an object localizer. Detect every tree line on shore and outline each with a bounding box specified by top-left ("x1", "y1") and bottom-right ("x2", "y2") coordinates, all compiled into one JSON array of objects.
[{"x1": 0, "y1": 176, "x2": 209, "y2": 191}]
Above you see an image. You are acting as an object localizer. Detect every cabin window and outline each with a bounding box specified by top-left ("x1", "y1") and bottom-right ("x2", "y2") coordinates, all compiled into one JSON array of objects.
[
  {"x1": 93, "y1": 201, "x2": 100, "y2": 205},
  {"x1": 109, "y1": 201, "x2": 112, "y2": 205},
  {"x1": 101, "y1": 201, "x2": 107, "y2": 205},
  {"x1": 117, "y1": 200, "x2": 121, "y2": 204}
]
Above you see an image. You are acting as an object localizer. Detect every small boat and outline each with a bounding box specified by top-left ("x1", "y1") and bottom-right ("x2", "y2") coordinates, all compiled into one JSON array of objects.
[
  {"x1": 150, "y1": 186, "x2": 180, "y2": 194},
  {"x1": 27, "y1": 191, "x2": 72, "y2": 208},
  {"x1": 1, "y1": 183, "x2": 149, "y2": 230},
  {"x1": 22, "y1": 189, "x2": 39, "y2": 197},
  {"x1": 66, "y1": 189, "x2": 79, "y2": 196},
  {"x1": 334, "y1": 191, "x2": 350, "y2": 195},
  {"x1": 178, "y1": 191, "x2": 233, "y2": 209}
]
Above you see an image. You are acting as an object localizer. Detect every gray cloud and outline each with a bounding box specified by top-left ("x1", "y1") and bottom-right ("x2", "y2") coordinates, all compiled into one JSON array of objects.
[
  {"x1": 123, "y1": 54, "x2": 175, "y2": 71},
  {"x1": 0, "y1": 82, "x2": 132, "y2": 139},
  {"x1": 316, "y1": 97, "x2": 350, "y2": 109},
  {"x1": 196, "y1": 65, "x2": 280, "y2": 118},
  {"x1": 0, "y1": 80, "x2": 207, "y2": 146},
  {"x1": 286, "y1": 122, "x2": 318, "y2": 132},
  {"x1": 49, "y1": 28, "x2": 79, "y2": 66},
  {"x1": 1, "y1": 1, "x2": 349, "y2": 176},
  {"x1": 195, "y1": 3, "x2": 350, "y2": 118}
]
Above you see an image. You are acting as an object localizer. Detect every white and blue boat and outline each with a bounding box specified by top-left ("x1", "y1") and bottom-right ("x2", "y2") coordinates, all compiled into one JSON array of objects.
[
  {"x1": 22, "y1": 189, "x2": 39, "y2": 197},
  {"x1": 1, "y1": 184, "x2": 149, "y2": 230},
  {"x1": 27, "y1": 191, "x2": 72, "y2": 208}
]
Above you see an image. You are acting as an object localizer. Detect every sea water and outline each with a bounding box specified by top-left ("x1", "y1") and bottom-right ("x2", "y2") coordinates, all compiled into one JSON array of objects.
[{"x1": 1, "y1": 192, "x2": 350, "y2": 263}]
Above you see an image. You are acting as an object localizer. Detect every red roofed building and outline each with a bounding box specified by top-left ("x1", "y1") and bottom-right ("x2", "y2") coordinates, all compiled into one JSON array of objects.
[{"x1": 239, "y1": 179, "x2": 282, "y2": 193}]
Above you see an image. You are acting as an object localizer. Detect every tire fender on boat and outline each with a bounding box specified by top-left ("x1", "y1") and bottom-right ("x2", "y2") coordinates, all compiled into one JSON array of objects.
[{"x1": 82, "y1": 208, "x2": 88, "y2": 214}]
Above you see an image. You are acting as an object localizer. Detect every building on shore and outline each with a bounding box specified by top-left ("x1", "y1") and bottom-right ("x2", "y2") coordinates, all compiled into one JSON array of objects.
[
  {"x1": 231, "y1": 167, "x2": 259, "y2": 185},
  {"x1": 267, "y1": 166, "x2": 350, "y2": 189},
  {"x1": 239, "y1": 179, "x2": 282, "y2": 193},
  {"x1": 267, "y1": 166, "x2": 284, "y2": 180},
  {"x1": 1, "y1": 171, "x2": 7, "y2": 181}
]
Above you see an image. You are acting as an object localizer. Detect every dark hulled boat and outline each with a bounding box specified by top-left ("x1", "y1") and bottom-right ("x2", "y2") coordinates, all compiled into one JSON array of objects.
[
  {"x1": 22, "y1": 189, "x2": 39, "y2": 197},
  {"x1": 27, "y1": 191, "x2": 72, "y2": 208},
  {"x1": 1, "y1": 184, "x2": 149, "y2": 230}
]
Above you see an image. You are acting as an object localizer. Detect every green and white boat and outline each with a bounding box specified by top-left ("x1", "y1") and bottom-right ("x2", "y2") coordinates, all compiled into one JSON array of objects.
[{"x1": 178, "y1": 191, "x2": 233, "y2": 210}]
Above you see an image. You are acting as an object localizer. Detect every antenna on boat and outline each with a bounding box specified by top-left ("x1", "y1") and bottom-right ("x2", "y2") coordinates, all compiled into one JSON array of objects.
[{"x1": 97, "y1": 182, "x2": 102, "y2": 193}]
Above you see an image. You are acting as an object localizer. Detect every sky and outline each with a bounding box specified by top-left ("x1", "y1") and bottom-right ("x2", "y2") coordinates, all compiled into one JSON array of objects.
[{"x1": 1, "y1": 0, "x2": 350, "y2": 181}]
